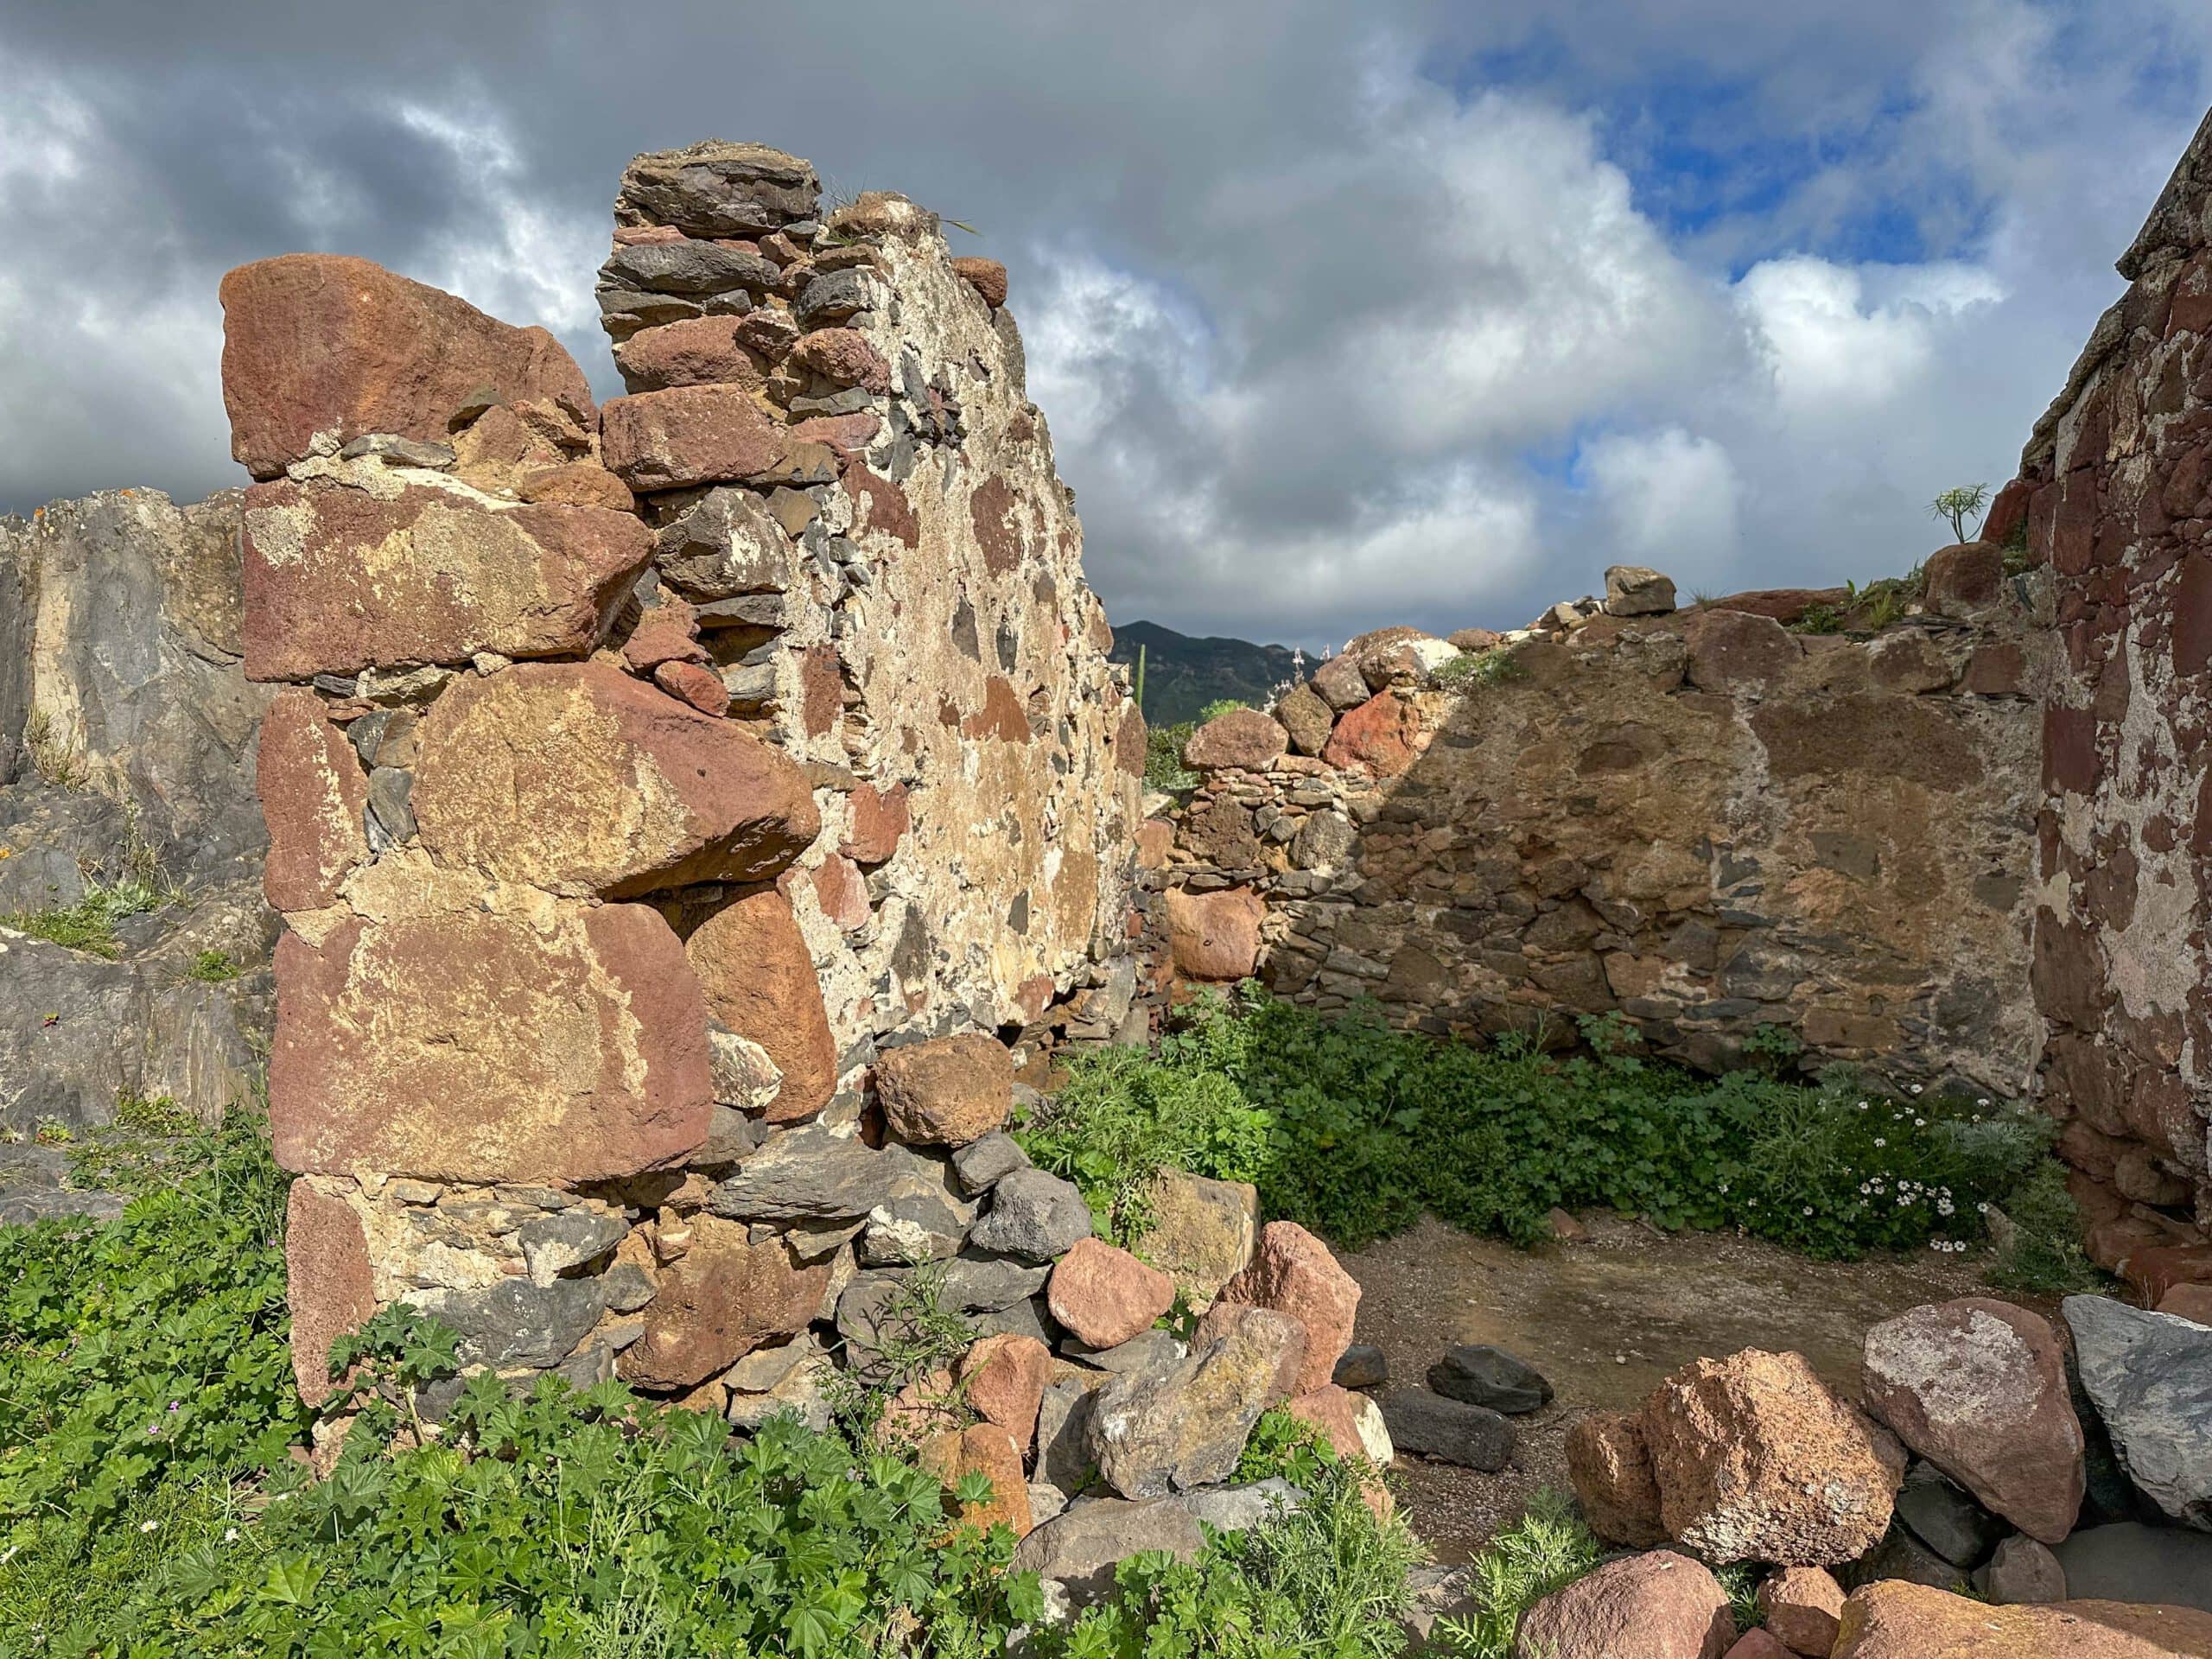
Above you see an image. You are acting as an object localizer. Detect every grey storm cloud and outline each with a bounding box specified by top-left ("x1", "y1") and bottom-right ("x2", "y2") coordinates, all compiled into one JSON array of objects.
[{"x1": 3, "y1": 0, "x2": 2210, "y2": 649}]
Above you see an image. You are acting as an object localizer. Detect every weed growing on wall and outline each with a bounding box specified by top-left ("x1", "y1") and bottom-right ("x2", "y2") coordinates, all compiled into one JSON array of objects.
[{"x1": 1021, "y1": 989, "x2": 2070, "y2": 1264}]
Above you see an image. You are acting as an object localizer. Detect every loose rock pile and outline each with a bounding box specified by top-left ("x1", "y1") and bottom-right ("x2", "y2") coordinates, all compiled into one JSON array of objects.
[{"x1": 1534, "y1": 1292, "x2": 2212, "y2": 1657}]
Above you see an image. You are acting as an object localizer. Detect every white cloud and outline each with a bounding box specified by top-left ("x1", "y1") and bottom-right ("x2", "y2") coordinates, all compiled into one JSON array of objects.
[{"x1": 1583, "y1": 428, "x2": 1742, "y2": 579}]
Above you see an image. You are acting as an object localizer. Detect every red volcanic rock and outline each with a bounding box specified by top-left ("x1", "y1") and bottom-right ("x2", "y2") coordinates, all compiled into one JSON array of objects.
[
  {"x1": 809, "y1": 853, "x2": 871, "y2": 931},
  {"x1": 600, "y1": 385, "x2": 799, "y2": 492},
  {"x1": 241, "y1": 478, "x2": 652, "y2": 682},
  {"x1": 1321, "y1": 692, "x2": 1422, "y2": 777},
  {"x1": 685, "y1": 889, "x2": 838, "y2": 1124},
  {"x1": 219, "y1": 253, "x2": 593, "y2": 480},
  {"x1": 874, "y1": 1032, "x2": 1014, "y2": 1147},
  {"x1": 285, "y1": 1180, "x2": 377, "y2": 1406},
  {"x1": 1163, "y1": 887, "x2": 1267, "y2": 981},
  {"x1": 1861, "y1": 1298, "x2": 2085, "y2": 1542},
  {"x1": 516, "y1": 461, "x2": 635, "y2": 512},
  {"x1": 842, "y1": 782, "x2": 910, "y2": 865},
  {"x1": 270, "y1": 862, "x2": 712, "y2": 1184},
  {"x1": 1212, "y1": 1220, "x2": 1360, "y2": 1395},
  {"x1": 653, "y1": 659, "x2": 730, "y2": 715},
  {"x1": 788, "y1": 327, "x2": 892, "y2": 392},
  {"x1": 1681, "y1": 609, "x2": 1802, "y2": 694},
  {"x1": 613, "y1": 316, "x2": 766, "y2": 393},
  {"x1": 1923, "y1": 542, "x2": 2007, "y2": 613},
  {"x1": 1701, "y1": 588, "x2": 1851, "y2": 626},
  {"x1": 410, "y1": 660, "x2": 817, "y2": 898},
  {"x1": 620, "y1": 599, "x2": 707, "y2": 672},
  {"x1": 1514, "y1": 1550, "x2": 1737, "y2": 1659},
  {"x1": 622, "y1": 1217, "x2": 827, "y2": 1389},
  {"x1": 1049, "y1": 1238, "x2": 1177, "y2": 1349},
  {"x1": 952, "y1": 257, "x2": 1009, "y2": 308},
  {"x1": 1184, "y1": 707, "x2": 1289, "y2": 772},
  {"x1": 1758, "y1": 1567, "x2": 1847, "y2": 1656},
  {"x1": 1640, "y1": 1349, "x2": 1902, "y2": 1566},
  {"x1": 1832, "y1": 1582, "x2": 2212, "y2": 1657},
  {"x1": 2158, "y1": 1283, "x2": 2212, "y2": 1323},
  {"x1": 919, "y1": 1422, "x2": 1033, "y2": 1538},
  {"x1": 957, "y1": 1332, "x2": 1053, "y2": 1454},
  {"x1": 1567, "y1": 1409, "x2": 1669, "y2": 1547},
  {"x1": 258, "y1": 689, "x2": 370, "y2": 912}
]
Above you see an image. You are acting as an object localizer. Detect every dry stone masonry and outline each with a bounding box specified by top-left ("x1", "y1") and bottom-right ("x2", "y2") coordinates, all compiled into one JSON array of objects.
[
  {"x1": 223, "y1": 143, "x2": 1382, "y2": 1554},
  {"x1": 2001, "y1": 107, "x2": 2212, "y2": 1289},
  {"x1": 1148, "y1": 557, "x2": 2054, "y2": 1099}
]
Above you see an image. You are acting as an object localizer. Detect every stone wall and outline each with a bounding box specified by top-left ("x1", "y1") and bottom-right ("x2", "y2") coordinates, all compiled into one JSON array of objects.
[
  {"x1": 226, "y1": 143, "x2": 1142, "y2": 1406},
  {"x1": 2003, "y1": 108, "x2": 2212, "y2": 1269},
  {"x1": 0, "y1": 490, "x2": 275, "y2": 1138},
  {"x1": 1149, "y1": 558, "x2": 2055, "y2": 1099}
]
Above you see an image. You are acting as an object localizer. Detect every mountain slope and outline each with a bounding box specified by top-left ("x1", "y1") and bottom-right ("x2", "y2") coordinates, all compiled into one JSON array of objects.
[{"x1": 1109, "y1": 620, "x2": 1301, "y2": 727}]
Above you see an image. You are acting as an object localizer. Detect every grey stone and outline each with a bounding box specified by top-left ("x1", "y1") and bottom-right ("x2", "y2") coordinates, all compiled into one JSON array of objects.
[
  {"x1": 722, "y1": 1332, "x2": 824, "y2": 1393},
  {"x1": 655, "y1": 488, "x2": 793, "y2": 601},
  {"x1": 721, "y1": 663, "x2": 779, "y2": 711},
  {"x1": 365, "y1": 766, "x2": 415, "y2": 848},
  {"x1": 1603, "y1": 564, "x2": 1678, "y2": 617},
  {"x1": 1846, "y1": 1521, "x2": 1973, "y2": 1592},
  {"x1": 1426, "y1": 1344, "x2": 1554, "y2": 1415},
  {"x1": 1028, "y1": 1483, "x2": 1071, "y2": 1528},
  {"x1": 1088, "y1": 1306, "x2": 1303, "y2": 1498},
  {"x1": 1895, "y1": 1461, "x2": 2004, "y2": 1567},
  {"x1": 976, "y1": 1295, "x2": 1059, "y2": 1349},
  {"x1": 693, "y1": 594, "x2": 790, "y2": 631},
  {"x1": 594, "y1": 287, "x2": 703, "y2": 340},
  {"x1": 859, "y1": 1176, "x2": 975, "y2": 1266},
  {"x1": 709, "y1": 1125, "x2": 900, "y2": 1222},
  {"x1": 2050, "y1": 1521, "x2": 2212, "y2": 1612},
  {"x1": 779, "y1": 1217, "x2": 867, "y2": 1262},
  {"x1": 2064, "y1": 1294, "x2": 2212, "y2": 1528},
  {"x1": 707, "y1": 1025, "x2": 782, "y2": 1114},
  {"x1": 0, "y1": 1142, "x2": 126, "y2": 1225},
  {"x1": 939, "y1": 1252, "x2": 1052, "y2": 1313},
  {"x1": 1038, "y1": 1376, "x2": 1100, "y2": 1492},
  {"x1": 517, "y1": 1209, "x2": 628, "y2": 1286},
  {"x1": 968, "y1": 1166, "x2": 1092, "y2": 1262},
  {"x1": 1975, "y1": 1535, "x2": 2067, "y2": 1605},
  {"x1": 950, "y1": 1130, "x2": 1031, "y2": 1194},
  {"x1": 1065, "y1": 1327, "x2": 1182, "y2": 1377},
  {"x1": 336, "y1": 434, "x2": 456, "y2": 468},
  {"x1": 601, "y1": 239, "x2": 779, "y2": 298},
  {"x1": 1008, "y1": 1498, "x2": 1204, "y2": 1607},
  {"x1": 552, "y1": 1341, "x2": 614, "y2": 1389},
  {"x1": 728, "y1": 1351, "x2": 835, "y2": 1434},
  {"x1": 1292, "y1": 810, "x2": 1357, "y2": 872},
  {"x1": 1174, "y1": 1478, "x2": 1305, "y2": 1535},
  {"x1": 616, "y1": 143, "x2": 820, "y2": 238},
  {"x1": 1332, "y1": 1344, "x2": 1389, "y2": 1389},
  {"x1": 795, "y1": 269, "x2": 876, "y2": 328},
  {"x1": 410, "y1": 1275, "x2": 608, "y2": 1369},
  {"x1": 1376, "y1": 1389, "x2": 1514, "y2": 1471},
  {"x1": 701, "y1": 1103, "x2": 771, "y2": 1166}
]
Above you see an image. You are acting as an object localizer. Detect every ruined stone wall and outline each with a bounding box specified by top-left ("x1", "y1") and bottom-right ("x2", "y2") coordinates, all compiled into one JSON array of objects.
[
  {"x1": 226, "y1": 143, "x2": 1140, "y2": 1405},
  {"x1": 2003, "y1": 109, "x2": 2212, "y2": 1268},
  {"x1": 1152, "y1": 557, "x2": 2054, "y2": 1099}
]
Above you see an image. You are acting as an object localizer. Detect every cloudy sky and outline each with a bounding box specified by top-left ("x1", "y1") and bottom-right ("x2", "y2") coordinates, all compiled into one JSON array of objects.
[{"x1": 3, "y1": 2, "x2": 2208, "y2": 649}]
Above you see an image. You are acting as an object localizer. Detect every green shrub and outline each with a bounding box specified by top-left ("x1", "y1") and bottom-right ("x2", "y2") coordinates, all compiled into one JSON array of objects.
[
  {"x1": 1433, "y1": 1491, "x2": 1601, "y2": 1659},
  {"x1": 0, "y1": 1108, "x2": 300, "y2": 1573},
  {"x1": 186, "y1": 949, "x2": 240, "y2": 982},
  {"x1": 1431, "y1": 646, "x2": 1522, "y2": 692},
  {"x1": 1052, "y1": 1452, "x2": 1418, "y2": 1659},
  {"x1": 1024, "y1": 990, "x2": 2065, "y2": 1262},
  {"x1": 3, "y1": 878, "x2": 170, "y2": 958},
  {"x1": 1145, "y1": 720, "x2": 1198, "y2": 791},
  {"x1": 1985, "y1": 1159, "x2": 2103, "y2": 1295}
]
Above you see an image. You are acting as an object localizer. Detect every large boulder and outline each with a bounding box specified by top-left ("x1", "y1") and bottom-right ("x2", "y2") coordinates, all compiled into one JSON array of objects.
[
  {"x1": 1605, "y1": 564, "x2": 1679, "y2": 617},
  {"x1": 1568, "y1": 1409, "x2": 1668, "y2": 1545},
  {"x1": 1862, "y1": 1298, "x2": 2084, "y2": 1542},
  {"x1": 1831, "y1": 1581, "x2": 2212, "y2": 1657},
  {"x1": 1641, "y1": 1349, "x2": 1903, "y2": 1566},
  {"x1": 1009, "y1": 1497, "x2": 1205, "y2": 1607},
  {"x1": 239, "y1": 476, "x2": 649, "y2": 681},
  {"x1": 601, "y1": 385, "x2": 826, "y2": 493},
  {"x1": 1320, "y1": 692, "x2": 1421, "y2": 777},
  {"x1": 968, "y1": 1166, "x2": 1093, "y2": 1261},
  {"x1": 1088, "y1": 1304, "x2": 1304, "y2": 1497},
  {"x1": 1048, "y1": 1237, "x2": 1177, "y2": 1349},
  {"x1": 685, "y1": 891, "x2": 839, "y2": 1124},
  {"x1": 873, "y1": 1033, "x2": 1014, "y2": 1147},
  {"x1": 1377, "y1": 1389, "x2": 1515, "y2": 1471},
  {"x1": 1138, "y1": 1168, "x2": 1259, "y2": 1306},
  {"x1": 2064, "y1": 1295, "x2": 2212, "y2": 1529},
  {"x1": 410, "y1": 660, "x2": 817, "y2": 899},
  {"x1": 219, "y1": 254, "x2": 594, "y2": 480},
  {"x1": 621, "y1": 1217, "x2": 826, "y2": 1389},
  {"x1": 613, "y1": 141, "x2": 822, "y2": 238},
  {"x1": 1212, "y1": 1220, "x2": 1361, "y2": 1395},
  {"x1": 957, "y1": 1332, "x2": 1053, "y2": 1455},
  {"x1": 1513, "y1": 1550, "x2": 1736, "y2": 1659},
  {"x1": 269, "y1": 854, "x2": 711, "y2": 1184}
]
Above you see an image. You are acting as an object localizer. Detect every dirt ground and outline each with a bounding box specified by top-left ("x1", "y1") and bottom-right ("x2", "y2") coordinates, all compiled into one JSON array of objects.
[{"x1": 1342, "y1": 1211, "x2": 2000, "y2": 1561}]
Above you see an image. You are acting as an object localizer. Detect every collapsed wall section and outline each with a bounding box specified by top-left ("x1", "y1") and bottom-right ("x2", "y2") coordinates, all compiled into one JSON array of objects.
[
  {"x1": 2004, "y1": 109, "x2": 2212, "y2": 1268},
  {"x1": 1150, "y1": 559, "x2": 2052, "y2": 1099},
  {"x1": 227, "y1": 143, "x2": 1140, "y2": 1405}
]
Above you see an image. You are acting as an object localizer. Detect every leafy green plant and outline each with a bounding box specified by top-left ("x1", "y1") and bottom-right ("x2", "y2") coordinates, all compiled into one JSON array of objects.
[
  {"x1": 1791, "y1": 602, "x2": 1844, "y2": 635},
  {"x1": 1929, "y1": 483, "x2": 1991, "y2": 543},
  {"x1": 3, "y1": 876, "x2": 171, "y2": 958},
  {"x1": 1432, "y1": 646, "x2": 1523, "y2": 693},
  {"x1": 186, "y1": 949, "x2": 241, "y2": 982},
  {"x1": 1433, "y1": 1491, "x2": 1600, "y2": 1659},
  {"x1": 1984, "y1": 1158, "x2": 2104, "y2": 1294},
  {"x1": 1025, "y1": 989, "x2": 2066, "y2": 1264},
  {"x1": 1146, "y1": 720, "x2": 1199, "y2": 791}
]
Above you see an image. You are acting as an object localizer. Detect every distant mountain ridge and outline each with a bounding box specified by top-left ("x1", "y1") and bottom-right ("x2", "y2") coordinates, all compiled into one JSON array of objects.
[{"x1": 1109, "y1": 619, "x2": 1302, "y2": 727}]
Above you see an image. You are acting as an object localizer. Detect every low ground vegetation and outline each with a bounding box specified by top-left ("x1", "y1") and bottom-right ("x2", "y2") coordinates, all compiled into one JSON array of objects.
[{"x1": 1020, "y1": 989, "x2": 2093, "y2": 1281}]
